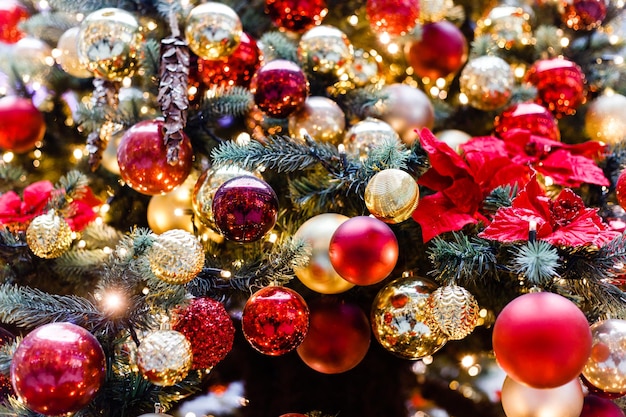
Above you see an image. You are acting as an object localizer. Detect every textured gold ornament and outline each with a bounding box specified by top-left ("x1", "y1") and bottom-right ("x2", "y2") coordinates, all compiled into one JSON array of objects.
[
  {"x1": 428, "y1": 285, "x2": 479, "y2": 340},
  {"x1": 365, "y1": 169, "x2": 419, "y2": 224},
  {"x1": 298, "y1": 25, "x2": 354, "y2": 77},
  {"x1": 288, "y1": 96, "x2": 346, "y2": 145},
  {"x1": 136, "y1": 330, "x2": 193, "y2": 386},
  {"x1": 476, "y1": 6, "x2": 533, "y2": 49},
  {"x1": 343, "y1": 118, "x2": 402, "y2": 160},
  {"x1": 459, "y1": 56, "x2": 514, "y2": 111},
  {"x1": 185, "y1": 2, "x2": 242, "y2": 60},
  {"x1": 26, "y1": 211, "x2": 73, "y2": 259},
  {"x1": 585, "y1": 93, "x2": 626, "y2": 145},
  {"x1": 148, "y1": 229, "x2": 205, "y2": 285}
]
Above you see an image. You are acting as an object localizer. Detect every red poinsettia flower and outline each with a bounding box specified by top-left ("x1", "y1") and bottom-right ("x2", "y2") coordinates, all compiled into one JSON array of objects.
[
  {"x1": 479, "y1": 176, "x2": 619, "y2": 247},
  {"x1": 412, "y1": 129, "x2": 530, "y2": 242}
]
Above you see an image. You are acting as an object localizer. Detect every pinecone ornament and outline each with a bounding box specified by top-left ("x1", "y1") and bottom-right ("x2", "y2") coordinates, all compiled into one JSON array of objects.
[
  {"x1": 148, "y1": 229, "x2": 205, "y2": 284},
  {"x1": 428, "y1": 285, "x2": 479, "y2": 340},
  {"x1": 26, "y1": 210, "x2": 73, "y2": 259}
]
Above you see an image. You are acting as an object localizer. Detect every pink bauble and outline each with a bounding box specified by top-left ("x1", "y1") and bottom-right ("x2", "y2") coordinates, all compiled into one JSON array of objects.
[
  {"x1": 249, "y1": 59, "x2": 309, "y2": 118},
  {"x1": 494, "y1": 102, "x2": 560, "y2": 141},
  {"x1": 492, "y1": 292, "x2": 592, "y2": 388},
  {"x1": 561, "y1": 0, "x2": 607, "y2": 31},
  {"x1": 366, "y1": 0, "x2": 419, "y2": 36},
  {"x1": 265, "y1": 0, "x2": 327, "y2": 33},
  {"x1": 0, "y1": 96, "x2": 45, "y2": 153},
  {"x1": 580, "y1": 395, "x2": 626, "y2": 417},
  {"x1": 0, "y1": 0, "x2": 29, "y2": 44}
]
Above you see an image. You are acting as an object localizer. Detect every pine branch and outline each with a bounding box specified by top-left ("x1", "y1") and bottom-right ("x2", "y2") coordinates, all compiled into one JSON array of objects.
[
  {"x1": 469, "y1": 34, "x2": 504, "y2": 59},
  {"x1": 194, "y1": 86, "x2": 254, "y2": 121},
  {"x1": 483, "y1": 184, "x2": 517, "y2": 215},
  {"x1": 79, "y1": 222, "x2": 124, "y2": 249},
  {"x1": 337, "y1": 85, "x2": 386, "y2": 122},
  {"x1": 0, "y1": 396, "x2": 41, "y2": 416},
  {"x1": 140, "y1": 38, "x2": 162, "y2": 85},
  {"x1": 48, "y1": 0, "x2": 138, "y2": 13},
  {"x1": 0, "y1": 163, "x2": 26, "y2": 193},
  {"x1": 533, "y1": 25, "x2": 564, "y2": 58},
  {"x1": 0, "y1": 338, "x2": 19, "y2": 376},
  {"x1": 509, "y1": 84, "x2": 538, "y2": 105},
  {"x1": 53, "y1": 249, "x2": 111, "y2": 278},
  {"x1": 361, "y1": 136, "x2": 410, "y2": 177},
  {"x1": 21, "y1": 11, "x2": 76, "y2": 45},
  {"x1": 258, "y1": 31, "x2": 299, "y2": 63},
  {"x1": 508, "y1": 241, "x2": 559, "y2": 286}
]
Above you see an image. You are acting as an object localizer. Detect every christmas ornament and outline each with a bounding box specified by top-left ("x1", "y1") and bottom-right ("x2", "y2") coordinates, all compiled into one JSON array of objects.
[
  {"x1": 26, "y1": 211, "x2": 73, "y2": 259},
  {"x1": 560, "y1": 0, "x2": 606, "y2": 31},
  {"x1": 117, "y1": 119, "x2": 193, "y2": 195},
  {"x1": 11, "y1": 37, "x2": 53, "y2": 83},
  {"x1": 580, "y1": 395, "x2": 626, "y2": 417},
  {"x1": 348, "y1": 48, "x2": 381, "y2": 87},
  {"x1": 524, "y1": 58, "x2": 586, "y2": 117},
  {"x1": 435, "y1": 129, "x2": 471, "y2": 153},
  {"x1": 172, "y1": 297, "x2": 235, "y2": 369},
  {"x1": 288, "y1": 96, "x2": 346, "y2": 145},
  {"x1": 0, "y1": 327, "x2": 14, "y2": 400},
  {"x1": 147, "y1": 173, "x2": 196, "y2": 234},
  {"x1": 242, "y1": 286, "x2": 310, "y2": 355},
  {"x1": 582, "y1": 319, "x2": 626, "y2": 394},
  {"x1": 476, "y1": 5, "x2": 533, "y2": 49},
  {"x1": 459, "y1": 55, "x2": 515, "y2": 111},
  {"x1": 342, "y1": 117, "x2": 402, "y2": 160},
  {"x1": 292, "y1": 213, "x2": 354, "y2": 294},
  {"x1": 77, "y1": 8, "x2": 143, "y2": 81},
  {"x1": 249, "y1": 59, "x2": 309, "y2": 118},
  {"x1": 265, "y1": 0, "x2": 328, "y2": 33},
  {"x1": 366, "y1": 0, "x2": 420, "y2": 36},
  {"x1": 148, "y1": 229, "x2": 205, "y2": 285},
  {"x1": 494, "y1": 102, "x2": 561, "y2": 142},
  {"x1": 185, "y1": 2, "x2": 242, "y2": 60},
  {"x1": 492, "y1": 291, "x2": 592, "y2": 388},
  {"x1": 582, "y1": 375, "x2": 626, "y2": 399},
  {"x1": 0, "y1": 95, "x2": 45, "y2": 153},
  {"x1": 211, "y1": 175, "x2": 279, "y2": 242},
  {"x1": 11, "y1": 322, "x2": 106, "y2": 416},
  {"x1": 196, "y1": 32, "x2": 261, "y2": 89},
  {"x1": 501, "y1": 376, "x2": 584, "y2": 417},
  {"x1": 297, "y1": 25, "x2": 354, "y2": 78},
  {"x1": 405, "y1": 21, "x2": 468, "y2": 81},
  {"x1": 365, "y1": 168, "x2": 420, "y2": 224},
  {"x1": 0, "y1": 0, "x2": 28, "y2": 43},
  {"x1": 56, "y1": 27, "x2": 93, "y2": 79},
  {"x1": 377, "y1": 83, "x2": 435, "y2": 145},
  {"x1": 328, "y1": 215, "x2": 399, "y2": 285},
  {"x1": 617, "y1": 171, "x2": 626, "y2": 211},
  {"x1": 101, "y1": 125, "x2": 125, "y2": 174},
  {"x1": 280, "y1": 414, "x2": 307, "y2": 417},
  {"x1": 585, "y1": 93, "x2": 626, "y2": 145},
  {"x1": 136, "y1": 329, "x2": 193, "y2": 386},
  {"x1": 418, "y1": 0, "x2": 451, "y2": 23},
  {"x1": 296, "y1": 298, "x2": 371, "y2": 374},
  {"x1": 428, "y1": 284, "x2": 479, "y2": 340},
  {"x1": 371, "y1": 276, "x2": 447, "y2": 359}
]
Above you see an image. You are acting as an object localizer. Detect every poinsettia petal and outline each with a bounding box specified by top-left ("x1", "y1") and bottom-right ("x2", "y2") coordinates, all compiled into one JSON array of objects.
[
  {"x1": 510, "y1": 176, "x2": 553, "y2": 220},
  {"x1": 66, "y1": 200, "x2": 98, "y2": 231},
  {"x1": 0, "y1": 191, "x2": 22, "y2": 218},
  {"x1": 442, "y1": 177, "x2": 483, "y2": 214},
  {"x1": 478, "y1": 207, "x2": 551, "y2": 242},
  {"x1": 21, "y1": 180, "x2": 54, "y2": 215},
  {"x1": 537, "y1": 150, "x2": 609, "y2": 187},
  {"x1": 418, "y1": 168, "x2": 454, "y2": 192},
  {"x1": 419, "y1": 128, "x2": 470, "y2": 180},
  {"x1": 544, "y1": 208, "x2": 620, "y2": 247},
  {"x1": 412, "y1": 192, "x2": 479, "y2": 242}
]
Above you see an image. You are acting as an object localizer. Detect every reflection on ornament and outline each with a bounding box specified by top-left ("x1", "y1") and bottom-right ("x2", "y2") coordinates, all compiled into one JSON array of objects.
[
  {"x1": 148, "y1": 174, "x2": 197, "y2": 234},
  {"x1": 377, "y1": 83, "x2": 434, "y2": 145},
  {"x1": 185, "y1": 2, "x2": 242, "y2": 60},
  {"x1": 348, "y1": 49, "x2": 380, "y2": 87},
  {"x1": 26, "y1": 211, "x2": 73, "y2": 259},
  {"x1": 288, "y1": 96, "x2": 345, "y2": 144},
  {"x1": 459, "y1": 55, "x2": 514, "y2": 111},
  {"x1": 297, "y1": 25, "x2": 353, "y2": 78},
  {"x1": 265, "y1": 0, "x2": 328, "y2": 33},
  {"x1": 0, "y1": 0, "x2": 29, "y2": 44},
  {"x1": 343, "y1": 117, "x2": 401, "y2": 159},
  {"x1": 525, "y1": 58, "x2": 586, "y2": 117},
  {"x1": 435, "y1": 129, "x2": 471, "y2": 153},
  {"x1": 582, "y1": 319, "x2": 626, "y2": 394},
  {"x1": 0, "y1": 95, "x2": 46, "y2": 153},
  {"x1": 366, "y1": 0, "x2": 420, "y2": 36},
  {"x1": 56, "y1": 27, "x2": 93, "y2": 78},
  {"x1": 371, "y1": 276, "x2": 447, "y2": 359},
  {"x1": 428, "y1": 284, "x2": 479, "y2": 340},
  {"x1": 560, "y1": 0, "x2": 606, "y2": 31},
  {"x1": 77, "y1": 8, "x2": 143, "y2": 81},
  {"x1": 585, "y1": 94, "x2": 626, "y2": 145},
  {"x1": 501, "y1": 376, "x2": 584, "y2": 417},
  {"x1": 476, "y1": 5, "x2": 533, "y2": 49},
  {"x1": 148, "y1": 229, "x2": 205, "y2": 285},
  {"x1": 136, "y1": 330, "x2": 193, "y2": 386},
  {"x1": 365, "y1": 169, "x2": 419, "y2": 224},
  {"x1": 250, "y1": 59, "x2": 309, "y2": 118},
  {"x1": 494, "y1": 102, "x2": 560, "y2": 141}
]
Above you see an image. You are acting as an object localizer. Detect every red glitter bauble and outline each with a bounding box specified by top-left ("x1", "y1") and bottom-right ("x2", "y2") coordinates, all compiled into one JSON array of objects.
[
  {"x1": 492, "y1": 292, "x2": 592, "y2": 388},
  {"x1": 250, "y1": 59, "x2": 309, "y2": 118},
  {"x1": 0, "y1": 0, "x2": 29, "y2": 44},
  {"x1": 0, "y1": 96, "x2": 45, "y2": 153},
  {"x1": 616, "y1": 170, "x2": 626, "y2": 211},
  {"x1": 366, "y1": 0, "x2": 419, "y2": 36},
  {"x1": 242, "y1": 286, "x2": 310, "y2": 356},
  {"x1": 328, "y1": 216, "x2": 399, "y2": 286},
  {"x1": 580, "y1": 395, "x2": 626, "y2": 417},
  {"x1": 494, "y1": 102, "x2": 561, "y2": 141},
  {"x1": 405, "y1": 20, "x2": 468, "y2": 80},
  {"x1": 172, "y1": 297, "x2": 236, "y2": 370},
  {"x1": 117, "y1": 119, "x2": 193, "y2": 195},
  {"x1": 524, "y1": 58, "x2": 586, "y2": 117},
  {"x1": 265, "y1": 0, "x2": 327, "y2": 33},
  {"x1": 196, "y1": 32, "x2": 262, "y2": 89},
  {"x1": 212, "y1": 175, "x2": 279, "y2": 242},
  {"x1": 561, "y1": 0, "x2": 607, "y2": 31},
  {"x1": 296, "y1": 298, "x2": 371, "y2": 374},
  {"x1": 10, "y1": 322, "x2": 105, "y2": 416}
]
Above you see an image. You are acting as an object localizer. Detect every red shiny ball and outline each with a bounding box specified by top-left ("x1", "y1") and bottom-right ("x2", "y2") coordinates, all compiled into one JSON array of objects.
[
  {"x1": 0, "y1": 0, "x2": 29, "y2": 44},
  {"x1": 329, "y1": 216, "x2": 399, "y2": 286},
  {"x1": 580, "y1": 395, "x2": 626, "y2": 417},
  {"x1": 265, "y1": 0, "x2": 327, "y2": 33},
  {"x1": 172, "y1": 297, "x2": 235, "y2": 370},
  {"x1": 196, "y1": 32, "x2": 261, "y2": 89},
  {"x1": 405, "y1": 21, "x2": 468, "y2": 80},
  {"x1": 250, "y1": 59, "x2": 309, "y2": 118},
  {"x1": 212, "y1": 175, "x2": 279, "y2": 242},
  {"x1": 0, "y1": 96, "x2": 45, "y2": 153},
  {"x1": 492, "y1": 292, "x2": 592, "y2": 388},
  {"x1": 561, "y1": 0, "x2": 607, "y2": 31},
  {"x1": 11, "y1": 322, "x2": 105, "y2": 416},
  {"x1": 366, "y1": 0, "x2": 419, "y2": 36},
  {"x1": 494, "y1": 102, "x2": 560, "y2": 141},
  {"x1": 616, "y1": 171, "x2": 626, "y2": 210},
  {"x1": 242, "y1": 286, "x2": 310, "y2": 356},
  {"x1": 525, "y1": 58, "x2": 586, "y2": 117},
  {"x1": 117, "y1": 119, "x2": 193, "y2": 195},
  {"x1": 296, "y1": 298, "x2": 371, "y2": 374}
]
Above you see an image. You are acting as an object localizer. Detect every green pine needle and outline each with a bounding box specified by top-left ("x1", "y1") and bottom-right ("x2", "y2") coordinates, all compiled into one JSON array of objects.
[
  {"x1": 197, "y1": 86, "x2": 254, "y2": 120},
  {"x1": 509, "y1": 241, "x2": 559, "y2": 286},
  {"x1": 483, "y1": 184, "x2": 517, "y2": 215},
  {"x1": 259, "y1": 31, "x2": 299, "y2": 63}
]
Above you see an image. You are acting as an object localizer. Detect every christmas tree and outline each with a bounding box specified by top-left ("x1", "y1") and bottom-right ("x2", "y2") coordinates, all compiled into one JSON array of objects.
[{"x1": 0, "y1": 0, "x2": 625, "y2": 416}]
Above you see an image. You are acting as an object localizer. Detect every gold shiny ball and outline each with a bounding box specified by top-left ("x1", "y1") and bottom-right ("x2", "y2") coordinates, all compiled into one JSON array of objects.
[
  {"x1": 428, "y1": 285, "x2": 479, "y2": 340},
  {"x1": 435, "y1": 129, "x2": 471, "y2": 153},
  {"x1": 148, "y1": 174, "x2": 197, "y2": 234},
  {"x1": 419, "y1": 0, "x2": 453, "y2": 23},
  {"x1": 371, "y1": 276, "x2": 447, "y2": 359},
  {"x1": 476, "y1": 6, "x2": 533, "y2": 49},
  {"x1": 136, "y1": 330, "x2": 193, "y2": 387},
  {"x1": 377, "y1": 83, "x2": 434, "y2": 145},
  {"x1": 365, "y1": 169, "x2": 419, "y2": 224},
  {"x1": 342, "y1": 117, "x2": 402, "y2": 160},
  {"x1": 582, "y1": 319, "x2": 626, "y2": 393},
  {"x1": 148, "y1": 229, "x2": 205, "y2": 285},
  {"x1": 298, "y1": 25, "x2": 353, "y2": 77},
  {"x1": 348, "y1": 49, "x2": 381, "y2": 87},
  {"x1": 288, "y1": 96, "x2": 346, "y2": 145},
  {"x1": 26, "y1": 211, "x2": 73, "y2": 259},
  {"x1": 56, "y1": 27, "x2": 93, "y2": 78},
  {"x1": 585, "y1": 93, "x2": 626, "y2": 145},
  {"x1": 293, "y1": 213, "x2": 355, "y2": 294},
  {"x1": 459, "y1": 55, "x2": 514, "y2": 111},
  {"x1": 77, "y1": 8, "x2": 143, "y2": 81},
  {"x1": 185, "y1": 2, "x2": 242, "y2": 60}
]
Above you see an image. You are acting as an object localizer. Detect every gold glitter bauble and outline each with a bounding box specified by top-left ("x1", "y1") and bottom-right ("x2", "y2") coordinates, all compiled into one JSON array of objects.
[
  {"x1": 77, "y1": 8, "x2": 143, "y2": 81},
  {"x1": 476, "y1": 6, "x2": 533, "y2": 49},
  {"x1": 26, "y1": 211, "x2": 73, "y2": 259},
  {"x1": 297, "y1": 25, "x2": 353, "y2": 78},
  {"x1": 377, "y1": 83, "x2": 434, "y2": 145},
  {"x1": 365, "y1": 169, "x2": 419, "y2": 224},
  {"x1": 459, "y1": 55, "x2": 514, "y2": 111},
  {"x1": 419, "y1": 0, "x2": 452, "y2": 23},
  {"x1": 148, "y1": 173, "x2": 197, "y2": 234},
  {"x1": 56, "y1": 27, "x2": 93, "y2": 78},
  {"x1": 288, "y1": 96, "x2": 346, "y2": 145},
  {"x1": 185, "y1": 2, "x2": 242, "y2": 60},
  {"x1": 585, "y1": 93, "x2": 626, "y2": 145},
  {"x1": 371, "y1": 276, "x2": 447, "y2": 359},
  {"x1": 136, "y1": 330, "x2": 193, "y2": 386},
  {"x1": 148, "y1": 229, "x2": 205, "y2": 285},
  {"x1": 342, "y1": 117, "x2": 401, "y2": 160},
  {"x1": 293, "y1": 213, "x2": 354, "y2": 294},
  {"x1": 428, "y1": 285, "x2": 479, "y2": 340}
]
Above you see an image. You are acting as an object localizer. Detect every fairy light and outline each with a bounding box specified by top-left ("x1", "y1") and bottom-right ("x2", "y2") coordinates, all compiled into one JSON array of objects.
[
  {"x1": 461, "y1": 355, "x2": 475, "y2": 368},
  {"x1": 387, "y1": 42, "x2": 399, "y2": 54},
  {"x1": 379, "y1": 32, "x2": 391, "y2": 45},
  {"x1": 103, "y1": 246, "x2": 113, "y2": 254},
  {"x1": 2, "y1": 152, "x2": 14, "y2": 163},
  {"x1": 236, "y1": 132, "x2": 251, "y2": 145},
  {"x1": 459, "y1": 93, "x2": 469, "y2": 105},
  {"x1": 73, "y1": 147, "x2": 84, "y2": 160},
  {"x1": 422, "y1": 355, "x2": 434, "y2": 365},
  {"x1": 220, "y1": 270, "x2": 232, "y2": 279},
  {"x1": 122, "y1": 77, "x2": 132, "y2": 88},
  {"x1": 348, "y1": 15, "x2": 359, "y2": 26},
  {"x1": 77, "y1": 240, "x2": 86, "y2": 249},
  {"x1": 102, "y1": 290, "x2": 126, "y2": 315}
]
